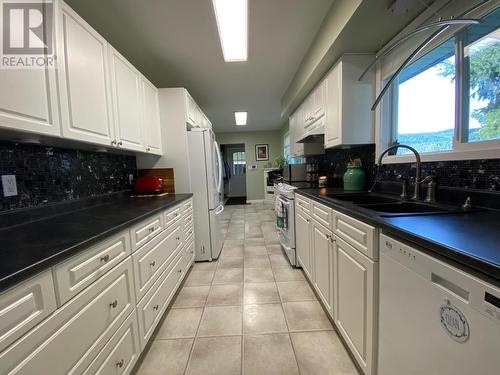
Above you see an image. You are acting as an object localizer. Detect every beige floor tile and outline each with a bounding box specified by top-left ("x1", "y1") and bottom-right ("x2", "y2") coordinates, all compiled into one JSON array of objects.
[
  {"x1": 244, "y1": 282, "x2": 280, "y2": 304},
  {"x1": 224, "y1": 239, "x2": 244, "y2": 247},
  {"x1": 277, "y1": 281, "x2": 316, "y2": 302},
  {"x1": 266, "y1": 244, "x2": 284, "y2": 254},
  {"x1": 197, "y1": 305, "x2": 243, "y2": 336},
  {"x1": 283, "y1": 301, "x2": 333, "y2": 331},
  {"x1": 244, "y1": 255, "x2": 271, "y2": 269},
  {"x1": 184, "y1": 270, "x2": 215, "y2": 287},
  {"x1": 245, "y1": 238, "x2": 266, "y2": 246},
  {"x1": 244, "y1": 245, "x2": 267, "y2": 256},
  {"x1": 269, "y1": 253, "x2": 291, "y2": 267},
  {"x1": 218, "y1": 256, "x2": 244, "y2": 269},
  {"x1": 244, "y1": 267, "x2": 275, "y2": 283},
  {"x1": 273, "y1": 266, "x2": 305, "y2": 282},
  {"x1": 186, "y1": 336, "x2": 242, "y2": 375},
  {"x1": 243, "y1": 334, "x2": 299, "y2": 375},
  {"x1": 136, "y1": 338, "x2": 193, "y2": 375},
  {"x1": 245, "y1": 231, "x2": 264, "y2": 239},
  {"x1": 173, "y1": 286, "x2": 210, "y2": 308},
  {"x1": 206, "y1": 284, "x2": 243, "y2": 306},
  {"x1": 212, "y1": 268, "x2": 243, "y2": 285},
  {"x1": 291, "y1": 331, "x2": 359, "y2": 375},
  {"x1": 155, "y1": 308, "x2": 203, "y2": 339},
  {"x1": 222, "y1": 245, "x2": 244, "y2": 257},
  {"x1": 192, "y1": 261, "x2": 217, "y2": 271},
  {"x1": 243, "y1": 304, "x2": 287, "y2": 334},
  {"x1": 225, "y1": 232, "x2": 245, "y2": 240}
]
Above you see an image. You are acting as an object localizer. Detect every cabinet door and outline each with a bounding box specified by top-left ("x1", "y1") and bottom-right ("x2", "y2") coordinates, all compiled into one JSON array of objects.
[
  {"x1": 311, "y1": 220, "x2": 333, "y2": 316},
  {"x1": 58, "y1": 3, "x2": 114, "y2": 146},
  {"x1": 295, "y1": 208, "x2": 312, "y2": 280},
  {"x1": 109, "y1": 47, "x2": 144, "y2": 152},
  {"x1": 324, "y1": 63, "x2": 341, "y2": 148},
  {"x1": 142, "y1": 77, "x2": 163, "y2": 155},
  {"x1": 312, "y1": 80, "x2": 325, "y2": 121},
  {"x1": 289, "y1": 109, "x2": 304, "y2": 157},
  {"x1": 0, "y1": 68, "x2": 60, "y2": 136},
  {"x1": 334, "y1": 235, "x2": 376, "y2": 375},
  {"x1": 186, "y1": 95, "x2": 198, "y2": 127}
]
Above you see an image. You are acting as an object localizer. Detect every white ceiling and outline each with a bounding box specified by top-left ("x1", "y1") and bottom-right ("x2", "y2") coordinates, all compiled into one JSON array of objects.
[{"x1": 65, "y1": 0, "x2": 335, "y2": 133}]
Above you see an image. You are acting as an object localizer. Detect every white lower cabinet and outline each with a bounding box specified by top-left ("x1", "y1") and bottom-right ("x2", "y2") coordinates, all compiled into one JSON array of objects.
[
  {"x1": 295, "y1": 208, "x2": 313, "y2": 280},
  {"x1": 0, "y1": 198, "x2": 194, "y2": 375},
  {"x1": 295, "y1": 193, "x2": 378, "y2": 375},
  {"x1": 82, "y1": 311, "x2": 140, "y2": 375},
  {"x1": 0, "y1": 259, "x2": 135, "y2": 375},
  {"x1": 311, "y1": 220, "x2": 334, "y2": 316},
  {"x1": 334, "y1": 235, "x2": 377, "y2": 375}
]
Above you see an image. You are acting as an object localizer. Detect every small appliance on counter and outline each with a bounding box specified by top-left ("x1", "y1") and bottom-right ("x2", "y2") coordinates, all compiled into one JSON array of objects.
[
  {"x1": 343, "y1": 158, "x2": 366, "y2": 191},
  {"x1": 133, "y1": 176, "x2": 163, "y2": 194},
  {"x1": 318, "y1": 176, "x2": 328, "y2": 187}
]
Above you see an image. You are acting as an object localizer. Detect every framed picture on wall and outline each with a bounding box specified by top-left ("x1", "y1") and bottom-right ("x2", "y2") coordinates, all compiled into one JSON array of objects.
[{"x1": 255, "y1": 144, "x2": 269, "y2": 161}]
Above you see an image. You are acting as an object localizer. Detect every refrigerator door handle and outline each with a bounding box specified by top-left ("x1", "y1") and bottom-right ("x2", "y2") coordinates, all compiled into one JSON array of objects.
[
  {"x1": 214, "y1": 204, "x2": 225, "y2": 215},
  {"x1": 214, "y1": 140, "x2": 223, "y2": 194}
]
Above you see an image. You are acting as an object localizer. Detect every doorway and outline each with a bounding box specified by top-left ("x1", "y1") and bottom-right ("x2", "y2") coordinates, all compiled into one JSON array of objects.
[{"x1": 221, "y1": 143, "x2": 247, "y2": 204}]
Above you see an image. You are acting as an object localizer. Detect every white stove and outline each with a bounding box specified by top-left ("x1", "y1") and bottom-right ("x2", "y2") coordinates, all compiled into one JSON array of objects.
[{"x1": 273, "y1": 182, "x2": 298, "y2": 266}]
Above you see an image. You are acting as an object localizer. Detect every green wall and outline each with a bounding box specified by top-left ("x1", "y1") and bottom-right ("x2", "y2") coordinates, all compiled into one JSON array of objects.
[{"x1": 216, "y1": 130, "x2": 283, "y2": 201}]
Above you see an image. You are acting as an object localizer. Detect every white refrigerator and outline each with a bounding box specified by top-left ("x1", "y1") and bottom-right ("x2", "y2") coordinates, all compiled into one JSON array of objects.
[{"x1": 187, "y1": 128, "x2": 224, "y2": 261}]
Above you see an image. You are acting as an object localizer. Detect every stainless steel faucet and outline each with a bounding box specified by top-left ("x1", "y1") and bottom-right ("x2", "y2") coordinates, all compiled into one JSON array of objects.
[{"x1": 372, "y1": 144, "x2": 422, "y2": 200}]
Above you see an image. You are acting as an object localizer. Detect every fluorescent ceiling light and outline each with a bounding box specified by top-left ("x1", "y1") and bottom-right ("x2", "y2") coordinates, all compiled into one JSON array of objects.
[
  {"x1": 235, "y1": 112, "x2": 247, "y2": 126},
  {"x1": 212, "y1": 0, "x2": 248, "y2": 62}
]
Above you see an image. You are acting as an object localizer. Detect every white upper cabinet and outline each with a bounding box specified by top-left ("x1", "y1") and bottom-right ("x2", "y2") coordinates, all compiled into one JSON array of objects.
[
  {"x1": 289, "y1": 109, "x2": 304, "y2": 157},
  {"x1": 0, "y1": 68, "x2": 61, "y2": 137},
  {"x1": 109, "y1": 47, "x2": 144, "y2": 152},
  {"x1": 324, "y1": 55, "x2": 374, "y2": 149},
  {"x1": 304, "y1": 80, "x2": 326, "y2": 128},
  {"x1": 57, "y1": 2, "x2": 115, "y2": 146},
  {"x1": 186, "y1": 94, "x2": 199, "y2": 127},
  {"x1": 141, "y1": 77, "x2": 163, "y2": 155}
]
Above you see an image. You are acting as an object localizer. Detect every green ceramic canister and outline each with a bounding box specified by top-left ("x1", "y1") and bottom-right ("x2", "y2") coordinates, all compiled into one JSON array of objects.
[{"x1": 343, "y1": 166, "x2": 366, "y2": 191}]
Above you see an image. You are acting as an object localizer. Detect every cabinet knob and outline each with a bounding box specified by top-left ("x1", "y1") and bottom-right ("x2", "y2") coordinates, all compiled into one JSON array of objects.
[
  {"x1": 100, "y1": 254, "x2": 110, "y2": 262},
  {"x1": 117, "y1": 140, "x2": 123, "y2": 146},
  {"x1": 149, "y1": 226, "x2": 155, "y2": 233},
  {"x1": 306, "y1": 218, "x2": 310, "y2": 223},
  {"x1": 153, "y1": 304, "x2": 159, "y2": 311},
  {"x1": 176, "y1": 236, "x2": 180, "y2": 241},
  {"x1": 150, "y1": 260, "x2": 156, "y2": 267},
  {"x1": 146, "y1": 147, "x2": 151, "y2": 151},
  {"x1": 116, "y1": 359, "x2": 124, "y2": 368},
  {"x1": 109, "y1": 300, "x2": 118, "y2": 308},
  {"x1": 111, "y1": 140, "x2": 117, "y2": 145},
  {"x1": 178, "y1": 269, "x2": 182, "y2": 274}
]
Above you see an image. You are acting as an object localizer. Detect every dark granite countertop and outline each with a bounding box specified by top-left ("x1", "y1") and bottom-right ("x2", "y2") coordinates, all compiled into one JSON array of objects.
[
  {"x1": 0, "y1": 193, "x2": 192, "y2": 292},
  {"x1": 296, "y1": 188, "x2": 500, "y2": 282}
]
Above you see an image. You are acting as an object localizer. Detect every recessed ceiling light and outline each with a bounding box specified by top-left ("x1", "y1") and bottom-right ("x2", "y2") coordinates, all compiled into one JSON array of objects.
[
  {"x1": 235, "y1": 111, "x2": 247, "y2": 126},
  {"x1": 212, "y1": 0, "x2": 248, "y2": 62}
]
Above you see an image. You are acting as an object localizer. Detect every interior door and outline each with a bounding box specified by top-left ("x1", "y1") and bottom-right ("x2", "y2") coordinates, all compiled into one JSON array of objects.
[{"x1": 225, "y1": 144, "x2": 246, "y2": 197}]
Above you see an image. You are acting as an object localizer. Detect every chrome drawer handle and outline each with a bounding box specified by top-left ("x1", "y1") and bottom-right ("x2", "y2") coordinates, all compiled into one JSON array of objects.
[
  {"x1": 150, "y1": 260, "x2": 156, "y2": 267},
  {"x1": 116, "y1": 359, "x2": 124, "y2": 368},
  {"x1": 153, "y1": 304, "x2": 159, "y2": 311},
  {"x1": 100, "y1": 254, "x2": 110, "y2": 262},
  {"x1": 109, "y1": 300, "x2": 118, "y2": 308}
]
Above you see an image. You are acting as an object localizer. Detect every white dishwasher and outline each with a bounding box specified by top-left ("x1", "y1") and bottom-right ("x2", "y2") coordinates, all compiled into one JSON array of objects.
[{"x1": 379, "y1": 234, "x2": 500, "y2": 375}]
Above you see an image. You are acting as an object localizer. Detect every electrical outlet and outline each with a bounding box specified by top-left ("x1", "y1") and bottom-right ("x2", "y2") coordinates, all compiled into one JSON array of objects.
[{"x1": 2, "y1": 175, "x2": 18, "y2": 197}]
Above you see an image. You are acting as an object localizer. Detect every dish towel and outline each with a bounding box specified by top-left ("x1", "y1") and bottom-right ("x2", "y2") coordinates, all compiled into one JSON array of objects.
[{"x1": 275, "y1": 198, "x2": 284, "y2": 228}]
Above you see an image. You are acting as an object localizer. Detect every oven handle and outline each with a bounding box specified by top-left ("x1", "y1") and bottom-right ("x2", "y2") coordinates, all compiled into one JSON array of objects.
[{"x1": 277, "y1": 196, "x2": 291, "y2": 206}]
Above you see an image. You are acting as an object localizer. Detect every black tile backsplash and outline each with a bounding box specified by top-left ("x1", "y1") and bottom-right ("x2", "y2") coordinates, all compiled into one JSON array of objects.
[
  {"x1": 0, "y1": 141, "x2": 136, "y2": 212},
  {"x1": 306, "y1": 145, "x2": 500, "y2": 193}
]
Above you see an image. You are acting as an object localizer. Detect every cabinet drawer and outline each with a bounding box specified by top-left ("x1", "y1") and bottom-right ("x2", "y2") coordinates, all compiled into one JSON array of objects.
[
  {"x1": 312, "y1": 201, "x2": 333, "y2": 230},
  {"x1": 53, "y1": 231, "x2": 131, "y2": 305},
  {"x1": 183, "y1": 199, "x2": 193, "y2": 213},
  {"x1": 83, "y1": 311, "x2": 140, "y2": 375},
  {"x1": 181, "y1": 240, "x2": 195, "y2": 273},
  {"x1": 0, "y1": 270, "x2": 57, "y2": 353},
  {"x1": 183, "y1": 211, "x2": 193, "y2": 228},
  {"x1": 183, "y1": 224, "x2": 194, "y2": 243},
  {"x1": 295, "y1": 195, "x2": 312, "y2": 214},
  {"x1": 137, "y1": 252, "x2": 183, "y2": 348},
  {"x1": 164, "y1": 205, "x2": 182, "y2": 230},
  {"x1": 333, "y1": 210, "x2": 378, "y2": 260},
  {"x1": 0, "y1": 259, "x2": 135, "y2": 375},
  {"x1": 132, "y1": 225, "x2": 182, "y2": 301},
  {"x1": 130, "y1": 214, "x2": 163, "y2": 251}
]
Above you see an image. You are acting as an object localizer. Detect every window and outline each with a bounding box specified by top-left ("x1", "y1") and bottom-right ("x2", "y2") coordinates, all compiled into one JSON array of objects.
[
  {"x1": 385, "y1": 6, "x2": 500, "y2": 159},
  {"x1": 283, "y1": 132, "x2": 291, "y2": 160},
  {"x1": 232, "y1": 151, "x2": 246, "y2": 175}
]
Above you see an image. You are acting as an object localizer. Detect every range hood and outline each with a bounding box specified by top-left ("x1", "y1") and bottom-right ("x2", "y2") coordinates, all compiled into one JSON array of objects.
[{"x1": 297, "y1": 116, "x2": 325, "y2": 143}]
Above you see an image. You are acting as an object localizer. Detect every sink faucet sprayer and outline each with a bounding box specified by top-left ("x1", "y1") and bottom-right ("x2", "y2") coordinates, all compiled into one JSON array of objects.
[{"x1": 370, "y1": 144, "x2": 423, "y2": 200}]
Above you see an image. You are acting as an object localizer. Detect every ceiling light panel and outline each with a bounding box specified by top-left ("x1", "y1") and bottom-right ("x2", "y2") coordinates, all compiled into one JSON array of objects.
[
  {"x1": 212, "y1": 0, "x2": 248, "y2": 62},
  {"x1": 235, "y1": 111, "x2": 247, "y2": 125}
]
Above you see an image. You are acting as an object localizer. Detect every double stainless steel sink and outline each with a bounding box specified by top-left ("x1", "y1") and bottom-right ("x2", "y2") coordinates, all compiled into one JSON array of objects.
[{"x1": 325, "y1": 193, "x2": 464, "y2": 217}]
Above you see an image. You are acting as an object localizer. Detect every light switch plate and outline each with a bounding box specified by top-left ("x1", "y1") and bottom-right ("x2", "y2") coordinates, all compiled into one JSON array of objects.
[{"x1": 2, "y1": 175, "x2": 18, "y2": 197}]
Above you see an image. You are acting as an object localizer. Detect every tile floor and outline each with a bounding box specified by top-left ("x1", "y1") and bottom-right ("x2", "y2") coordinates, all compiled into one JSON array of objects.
[{"x1": 136, "y1": 203, "x2": 359, "y2": 375}]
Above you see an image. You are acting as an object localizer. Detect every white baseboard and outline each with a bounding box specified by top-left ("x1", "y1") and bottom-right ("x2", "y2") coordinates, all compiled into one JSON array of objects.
[{"x1": 246, "y1": 199, "x2": 264, "y2": 204}]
